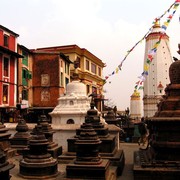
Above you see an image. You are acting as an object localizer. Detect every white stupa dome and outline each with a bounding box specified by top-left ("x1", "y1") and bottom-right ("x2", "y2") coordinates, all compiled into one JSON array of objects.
[{"x1": 66, "y1": 80, "x2": 86, "y2": 96}]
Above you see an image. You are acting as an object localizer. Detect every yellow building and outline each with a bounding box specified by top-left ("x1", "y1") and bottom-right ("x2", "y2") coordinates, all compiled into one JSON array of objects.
[{"x1": 35, "y1": 44, "x2": 106, "y2": 111}]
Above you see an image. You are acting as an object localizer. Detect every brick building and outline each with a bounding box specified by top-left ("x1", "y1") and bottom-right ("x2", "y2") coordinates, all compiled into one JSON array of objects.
[{"x1": 28, "y1": 51, "x2": 72, "y2": 122}]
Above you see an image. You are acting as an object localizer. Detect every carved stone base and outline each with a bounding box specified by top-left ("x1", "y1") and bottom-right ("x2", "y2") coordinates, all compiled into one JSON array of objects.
[
  {"x1": 133, "y1": 150, "x2": 180, "y2": 180},
  {"x1": 66, "y1": 159, "x2": 110, "y2": 179}
]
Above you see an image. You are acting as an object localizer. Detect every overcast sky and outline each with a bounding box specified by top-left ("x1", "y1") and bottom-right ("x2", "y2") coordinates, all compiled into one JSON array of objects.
[{"x1": 1, "y1": 0, "x2": 180, "y2": 111}]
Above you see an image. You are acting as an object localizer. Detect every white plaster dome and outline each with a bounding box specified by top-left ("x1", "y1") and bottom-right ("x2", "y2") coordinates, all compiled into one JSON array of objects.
[{"x1": 66, "y1": 80, "x2": 86, "y2": 96}]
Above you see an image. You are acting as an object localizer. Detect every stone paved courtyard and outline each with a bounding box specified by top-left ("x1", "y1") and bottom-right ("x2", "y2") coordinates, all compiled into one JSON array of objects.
[{"x1": 9, "y1": 142, "x2": 139, "y2": 180}]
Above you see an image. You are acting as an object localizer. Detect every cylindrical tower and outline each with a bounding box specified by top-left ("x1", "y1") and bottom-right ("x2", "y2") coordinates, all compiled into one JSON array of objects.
[
  {"x1": 130, "y1": 90, "x2": 141, "y2": 120},
  {"x1": 143, "y1": 21, "x2": 173, "y2": 117}
]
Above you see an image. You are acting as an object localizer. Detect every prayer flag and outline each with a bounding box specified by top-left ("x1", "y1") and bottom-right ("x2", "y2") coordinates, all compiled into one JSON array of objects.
[
  {"x1": 138, "y1": 86, "x2": 144, "y2": 90},
  {"x1": 116, "y1": 68, "x2": 119, "y2": 73},
  {"x1": 162, "y1": 25, "x2": 167, "y2": 30}
]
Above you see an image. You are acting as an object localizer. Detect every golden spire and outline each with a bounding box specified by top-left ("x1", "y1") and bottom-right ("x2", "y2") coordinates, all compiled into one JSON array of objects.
[{"x1": 153, "y1": 18, "x2": 160, "y2": 28}]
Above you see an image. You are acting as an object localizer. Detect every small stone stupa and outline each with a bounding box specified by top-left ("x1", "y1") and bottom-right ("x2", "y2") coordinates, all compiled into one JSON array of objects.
[
  {"x1": 10, "y1": 115, "x2": 31, "y2": 155},
  {"x1": 66, "y1": 117, "x2": 112, "y2": 179},
  {"x1": 104, "y1": 110, "x2": 120, "y2": 126},
  {"x1": 37, "y1": 114, "x2": 62, "y2": 158},
  {"x1": 19, "y1": 125, "x2": 59, "y2": 179},
  {"x1": 0, "y1": 148, "x2": 15, "y2": 180},
  {"x1": 134, "y1": 45, "x2": 180, "y2": 179},
  {"x1": 0, "y1": 124, "x2": 16, "y2": 158}
]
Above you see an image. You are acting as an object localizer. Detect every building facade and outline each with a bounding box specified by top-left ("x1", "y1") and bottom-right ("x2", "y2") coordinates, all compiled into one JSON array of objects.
[
  {"x1": 0, "y1": 25, "x2": 22, "y2": 123},
  {"x1": 29, "y1": 51, "x2": 72, "y2": 122},
  {"x1": 143, "y1": 22, "x2": 173, "y2": 117},
  {"x1": 17, "y1": 45, "x2": 33, "y2": 116},
  {"x1": 34, "y1": 45, "x2": 105, "y2": 111}
]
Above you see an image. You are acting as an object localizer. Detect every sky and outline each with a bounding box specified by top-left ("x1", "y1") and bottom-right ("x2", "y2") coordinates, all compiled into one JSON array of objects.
[{"x1": 1, "y1": 0, "x2": 180, "y2": 111}]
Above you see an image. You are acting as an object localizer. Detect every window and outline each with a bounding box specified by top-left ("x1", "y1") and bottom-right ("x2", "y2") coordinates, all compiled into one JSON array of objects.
[
  {"x1": 87, "y1": 85, "x2": 90, "y2": 95},
  {"x1": 86, "y1": 60, "x2": 90, "y2": 71},
  {"x1": 98, "y1": 67, "x2": 101, "y2": 76},
  {"x1": 65, "y1": 77, "x2": 69, "y2": 86},
  {"x1": 22, "y1": 51, "x2": 28, "y2": 66},
  {"x1": 22, "y1": 89, "x2": 28, "y2": 100},
  {"x1": 65, "y1": 62, "x2": 69, "y2": 74},
  {"x1": 3, "y1": 84, "x2": 8, "y2": 104},
  {"x1": 91, "y1": 63, "x2": 96, "y2": 74},
  {"x1": 61, "y1": 72, "x2": 63, "y2": 86},
  {"x1": 76, "y1": 57, "x2": 80, "y2": 68},
  {"x1": 67, "y1": 119, "x2": 74, "y2": 124},
  {"x1": 92, "y1": 86, "x2": 97, "y2": 95},
  {"x1": 69, "y1": 100, "x2": 74, "y2": 105},
  {"x1": 4, "y1": 35, "x2": 9, "y2": 47},
  {"x1": 61, "y1": 60, "x2": 63, "y2": 67},
  {"x1": 3, "y1": 57, "x2": 9, "y2": 77},
  {"x1": 22, "y1": 68, "x2": 29, "y2": 86}
]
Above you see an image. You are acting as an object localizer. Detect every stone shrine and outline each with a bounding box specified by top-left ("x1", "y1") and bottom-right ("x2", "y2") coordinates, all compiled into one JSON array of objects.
[
  {"x1": 50, "y1": 66, "x2": 107, "y2": 151},
  {"x1": 104, "y1": 110, "x2": 120, "y2": 126},
  {"x1": 19, "y1": 125, "x2": 59, "y2": 179},
  {"x1": 134, "y1": 50, "x2": 180, "y2": 179},
  {"x1": 66, "y1": 118, "x2": 113, "y2": 179},
  {"x1": 10, "y1": 115, "x2": 31, "y2": 155},
  {"x1": 50, "y1": 70, "x2": 91, "y2": 150},
  {"x1": 50, "y1": 79, "x2": 91, "y2": 125},
  {"x1": 0, "y1": 123, "x2": 16, "y2": 158},
  {"x1": 60, "y1": 99, "x2": 125, "y2": 175},
  {"x1": 0, "y1": 148, "x2": 15, "y2": 180},
  {"x1": 37, "y1": 114, "x2": 62, "y2": 158}
]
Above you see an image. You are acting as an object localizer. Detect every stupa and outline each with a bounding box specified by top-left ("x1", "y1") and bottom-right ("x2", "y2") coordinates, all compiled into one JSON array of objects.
[
  {"x1": 37, "y1": 114, "x2": 62, "y2": 158},
  {"x1": 10, "y1": 115, "x2": 31, "y2": 155},
  {"x1": 0, "y1": 123, "x2": 16, "y2": 158},
  {"x1": 104, "y1": 110, "x2": 120, "y2": 126},
  {"x1": 50, "y1": 61, "x2": 91, "y2": 126},
  {"x1": 60, "y1": 98, "x2": 125, "y2": 176},
  {"x1": 0, "y1": 148, "x2": 15, "y2": 180},
  {"x1": 130, "y1": 90, "x2": 141, "y2": 120},
  {"x1": 50, "y1": 63, "x2": 91, "y2": 150},
  {"x1": 134, "y1": 45, "x2": 180, "y2": 179},
  {"x1": 66, "y1": 114, "x2": 113, "y2": 179},
  {"x1": 19, "y1": 125, "x2": 59, "y2": 179},
  {"x1": 143, "y1": 20, "x2": 172, "y2": 117}
]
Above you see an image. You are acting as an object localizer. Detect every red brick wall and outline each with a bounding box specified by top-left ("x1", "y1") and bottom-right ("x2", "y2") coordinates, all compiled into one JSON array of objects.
[
  {"x1": 9, "y1": 56, "x2": 15, "y2": 106},
  {"x1": 33, "y1": 54, "x2": 61, "y2": 107},
  {"x1": 0, "y1": 30, "x2": 3, "y2": 45},
  {"x1": 0, "y1": 53, "x2": 2, "y2": 105},
  {"x1": 9, "y1": 35, "x2": 16, "y2": 51}
]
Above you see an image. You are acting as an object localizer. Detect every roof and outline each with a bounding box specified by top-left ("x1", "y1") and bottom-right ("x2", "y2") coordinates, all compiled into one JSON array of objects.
[
  {"x1": 18, "y1": 44, "x2": 32, "y2": 53},
  {"x1": 0, "y1": 24, "x2": 19, "y2": 37},
  {"x1": 33, "y1": 44, "x2": 105, "y2": 67},
  {"x1": 0, "y1": 46, "x2": 23, "y2": 58},
  {"x1": 59, "y1": 52, "x2": 73, "y2": 64}
]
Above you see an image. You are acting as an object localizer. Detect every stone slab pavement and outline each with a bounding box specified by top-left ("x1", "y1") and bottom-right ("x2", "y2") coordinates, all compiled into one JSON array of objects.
[{"x1": 9, "y1": 142, "x2": 139, "y2": 180}]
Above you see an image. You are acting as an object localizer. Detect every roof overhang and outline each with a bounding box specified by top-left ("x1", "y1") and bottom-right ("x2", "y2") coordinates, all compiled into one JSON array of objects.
[{"x1": 0, "y1": 46, "x2": 23, "y2": 58}]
